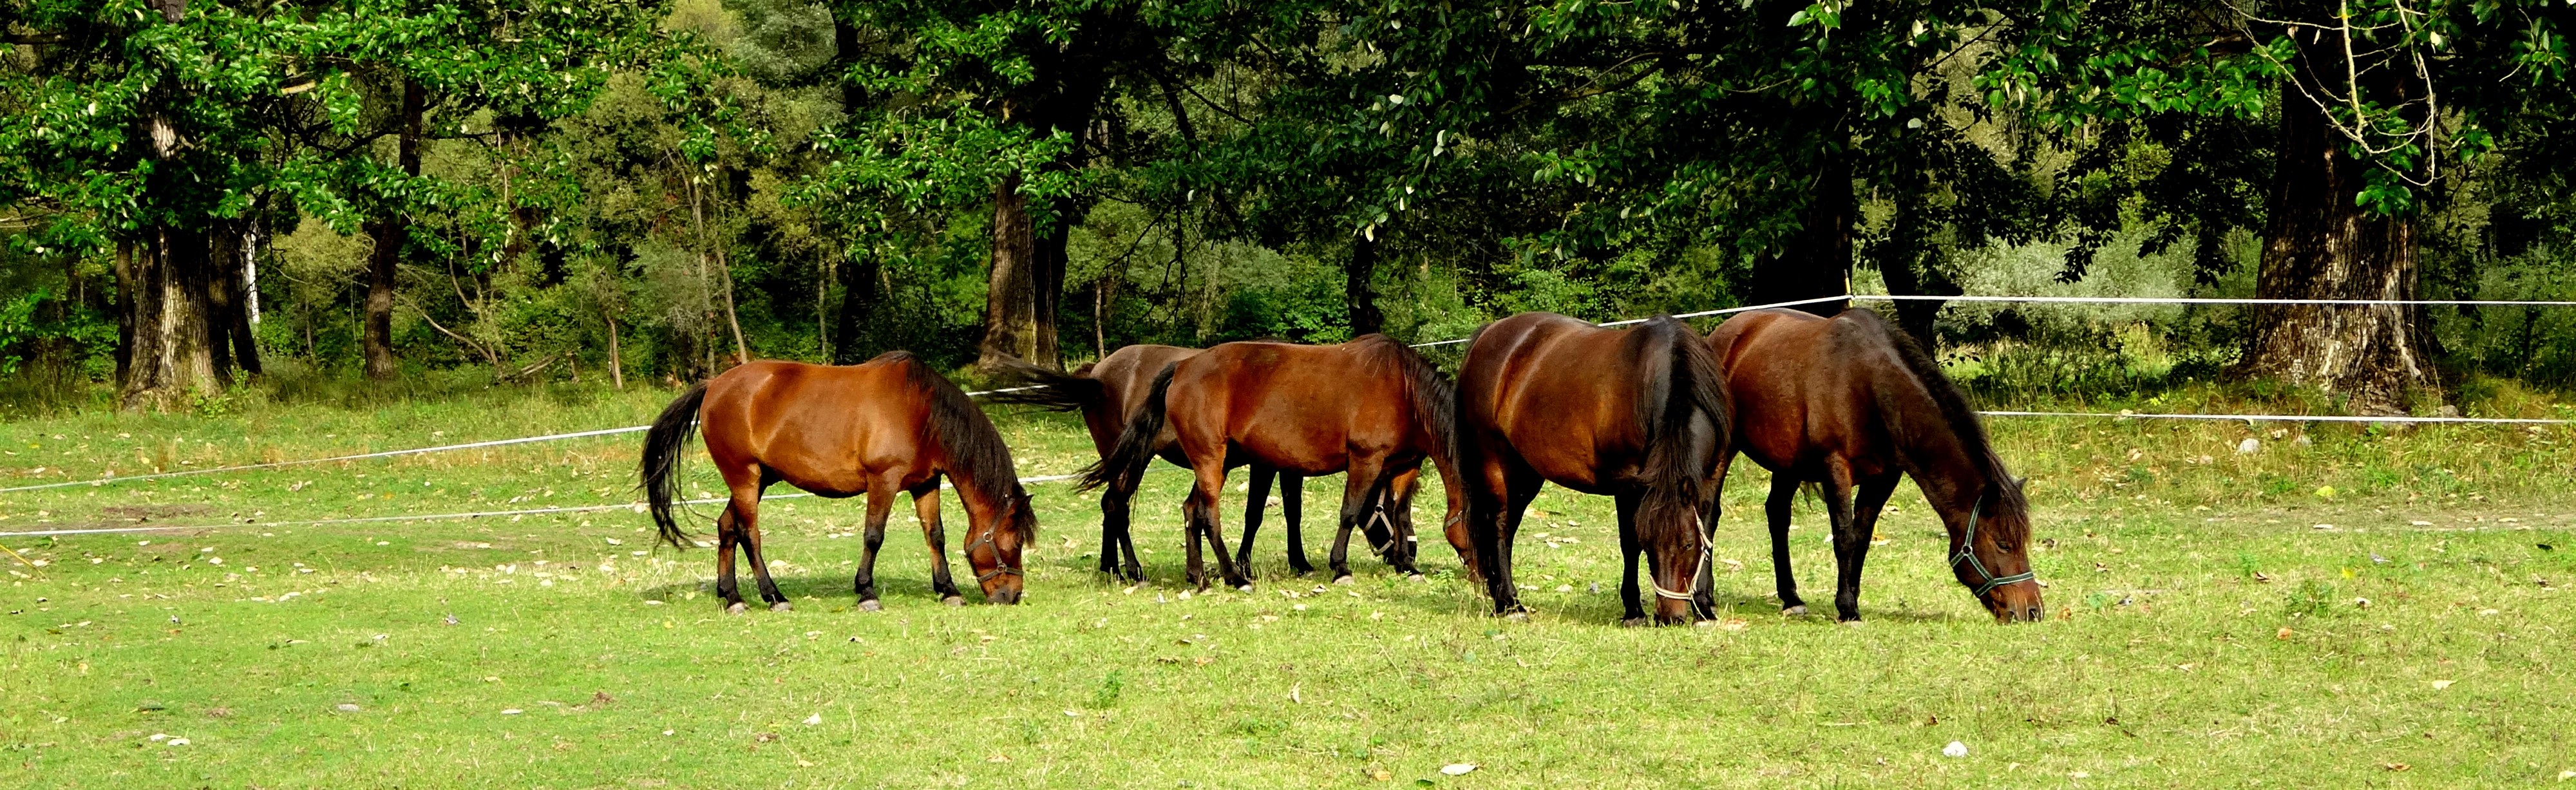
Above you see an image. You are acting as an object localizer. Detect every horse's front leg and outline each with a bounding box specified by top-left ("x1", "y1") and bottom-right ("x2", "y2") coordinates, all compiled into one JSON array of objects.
[
  {"x1": 851, "y1": 481, "x2": 898, "y2": 611},
  {"x1": 1830, "y1": 467, "x2": 1897, "y2": 623},
  {"x1": 1765, "y1": 473, "x2": 1806, "y2": 615},
  {"x1": 1235, "y1": 464, "x2": 1275, "y2": 571},
  {"x1": 1280, "y1": 473, "x2": 1311, "y2": 575},
  {"x1": 1615, "y1": 492, "x2": 1646, "y2": 625},
  {"x1": 915, "y1": 480, "x2": 965, "y2": 605}
]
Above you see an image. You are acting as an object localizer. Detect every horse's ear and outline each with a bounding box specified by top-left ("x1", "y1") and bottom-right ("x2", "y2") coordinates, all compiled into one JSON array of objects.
[{"x1": 2011, "y1": 475, "x2": 2027, "y2": 492}]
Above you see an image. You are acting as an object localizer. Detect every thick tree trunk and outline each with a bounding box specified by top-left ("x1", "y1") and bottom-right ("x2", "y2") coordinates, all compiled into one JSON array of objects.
[
  {"x1": 833, "y1": 256, "x2": 880, "y2": 364},
  {"x1": 1750, "y1": 135, "x2": 1853, "y2": 316},
  {"x1": 364, "y1": 77, "x2": 423, "y2": 380},
  {"x1": 119, "y1": 227, "x2": 221, "y2": 411},
  {"x1": 2237, "y1": 71, "x2": 2438, "y2": 415},
  {"x1": 980, "y1": 174, "x2": 1041, "y2": 370},
  {"x1": 1347, "y1": 234, "x2": 1384, "y2": 337}
]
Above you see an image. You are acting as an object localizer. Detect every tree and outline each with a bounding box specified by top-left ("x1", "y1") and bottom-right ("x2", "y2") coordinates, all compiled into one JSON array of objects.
[
  {"x1": 0, "y1": 1, "x2": 317, "y2": 408},
  {"x1": 1989, "y1": 0, "x2": 2575, "y2": 412}
]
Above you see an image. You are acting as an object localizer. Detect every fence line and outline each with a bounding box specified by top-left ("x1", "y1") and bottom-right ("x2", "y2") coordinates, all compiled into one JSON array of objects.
[
  {"x1": 8, "y1": 292, "x2": 2574, "y2": 496},
  {"x1": 1855, "y1": 294, "x2": 2576, "y2": 307},
  {"x1": 1982, "y1": 410, "x2": 2572, "y2": 425},
  {"x1": 0, "y1": 472, "x2": 1090, "y2": 540}
]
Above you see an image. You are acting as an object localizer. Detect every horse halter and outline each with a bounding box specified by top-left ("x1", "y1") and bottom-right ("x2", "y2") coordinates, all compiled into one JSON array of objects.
[
  {"x1": 1951, "y1": 498, "x2": 2034, "y2": 597},
  {"x1": 963, "y1": 526, "x2": 1021, "y2": 585}
]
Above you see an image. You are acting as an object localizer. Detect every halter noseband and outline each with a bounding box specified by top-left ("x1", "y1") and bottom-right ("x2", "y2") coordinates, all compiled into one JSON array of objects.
[
  {"x1": 963, "y1": 527, "x2": 1021, "y2": 585},
  {"x1": 1951, "y1": 497, "x2": 2034, "y2": 597}
]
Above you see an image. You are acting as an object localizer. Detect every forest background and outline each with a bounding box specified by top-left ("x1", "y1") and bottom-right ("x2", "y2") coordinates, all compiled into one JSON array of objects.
[{"x1": 3, "y1": 0, "x2": 2573, "y2": 417}]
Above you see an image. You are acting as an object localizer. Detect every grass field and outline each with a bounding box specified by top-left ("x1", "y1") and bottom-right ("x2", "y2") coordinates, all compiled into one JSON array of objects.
[{"x1": 3, "y1": 381, "x2": 2573, "y2": 787}]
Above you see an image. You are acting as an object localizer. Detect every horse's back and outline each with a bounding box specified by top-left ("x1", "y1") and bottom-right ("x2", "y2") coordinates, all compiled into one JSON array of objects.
[
  {"x1": 1162, "y1": 338, "x2": 1415, "y2": 474},
  {"x1": 699, "y1": 357, "x2": 933, "y2": 495},
  {"x1": 1460, "y1": 313, "x2": 1657, "y2": 491},
  {"x1": 1712, "y1": 308, "x2": 1908, "y2": 476}
]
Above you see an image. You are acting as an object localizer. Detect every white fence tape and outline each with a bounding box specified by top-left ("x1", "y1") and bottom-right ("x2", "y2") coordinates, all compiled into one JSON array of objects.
[
  {"x1": 8, "y1": 292, "x2": 2572, "y2": 497},
  {"x1": 1984, "y1": 410, "x2": 2571, "y2": 425},
  {"x1": 0, "y1": 426, "x2": 653, "y2": 494},
  {"x1": 0, "y1": 473, "x2": 1089, "y2": 540}
]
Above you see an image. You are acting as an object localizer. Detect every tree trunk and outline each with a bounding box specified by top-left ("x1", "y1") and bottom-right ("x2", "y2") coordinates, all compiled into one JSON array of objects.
[
  {"x1": 1347, "y1": 234, "x2": 1384, "y2": 337},
  {"x1": 1031, "y1": 223, "x2": 1067, "y2": 368},
  {"x1": 980, "y1": 173, "x2": 1041, "y2": 370},
  {"x1": 1874, "y1": 243, "x2": 1954, "y2": 350},
  {"x1": 2237, "y1": 80, "x2": 2437, "y2": 415},
  {"x1": 113, "y1": 239, "x2": 134, "y2": 383},
  {"x1": 364, "y1": 77, "x2": 423, "y2": 380},
  {"x1": 119, "y1": 227, "x2": 220, "y2": 411},
  {"x1": 605, "y1": 313, "x2": 625, "y2": 389},
  {"x1": 1750, "y1": 132, "x2": 1853, "y2": 317}
]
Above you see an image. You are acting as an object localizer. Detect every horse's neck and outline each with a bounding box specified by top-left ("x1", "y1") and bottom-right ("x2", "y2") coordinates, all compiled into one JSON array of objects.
[
  {"x1": 943, "y1": 468, "x2": 1002, "y2": 516},
  {"x1": 1893, "y1": 415, "x2": 1988, "y2": 512}
]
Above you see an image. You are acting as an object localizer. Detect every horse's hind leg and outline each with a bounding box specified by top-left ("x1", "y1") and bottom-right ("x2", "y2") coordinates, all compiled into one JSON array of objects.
[
  {"x1": 1234, "y1": 464, "x2": 1275, "y2": 571},
  {"x1": 915, "y1": 481, "x2": 965, "y2": 605},
  {"x1": 1615, "y1": 492, "x2": 1646, "y2": 625},
  {"x1": 1187, "y1": 462, "x2": 1252, "y2": 591},
  {"x1": 1383, "y1": 468, "x2": 1422, "y2": 574},
  {"x1": 1828, "y1": 468, "x2": 1893, "y2": 623},
  {"x1": 1765, "y1": 473, "x2": 1807, "y2": 615},
  {"x1": 852, "y1": 482, "x2": 897, "y2": 610},
  {"x1": 728, "y1": 483, "x2": 791, "y2": 612},
  {"x1": 1280, "y1": 473, "x2": 1311, "y2": 575},
  {"x1": 714, "y1": 503, "x2": 745, "y2": 612},
  {"x1": 1103, "y1": 466, "x2": 1147, "y2": 582},
  {"x1": 1327, "y1": 456, "x2": 1390, "y2": 583}
]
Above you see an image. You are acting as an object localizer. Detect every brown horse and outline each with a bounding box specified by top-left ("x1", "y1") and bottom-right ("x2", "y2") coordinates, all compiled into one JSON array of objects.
[
  {"x1": 1077, "y1": 335, "x2": 1464, "y2": 590},
  {"x1": 992, "y1": 345, "x2": 1309, "y2": 581},
  {"x1": 1454, "y1": 313, "x2": 1727, "y2": 625},
  {"x1": 1705, "y1": 308, "x2": 2042, "y2": 622},
  {"x1": 641, "y1": 352, "x2": 1036, "y2": 612}
]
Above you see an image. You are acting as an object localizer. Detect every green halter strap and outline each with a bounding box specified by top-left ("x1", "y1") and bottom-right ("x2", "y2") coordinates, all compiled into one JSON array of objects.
[{"x1": 1951, "y1": 496, "x2": 2034, "y2": 597}]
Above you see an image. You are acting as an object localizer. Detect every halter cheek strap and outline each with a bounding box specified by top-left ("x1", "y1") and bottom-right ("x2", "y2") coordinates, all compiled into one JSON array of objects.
[
  {"x1": 1951, "y1": 498, "x2": 2034, "y2": 597},
  {"x1": 963, "y1": 528, "x2": 1021, "y2": 584}
]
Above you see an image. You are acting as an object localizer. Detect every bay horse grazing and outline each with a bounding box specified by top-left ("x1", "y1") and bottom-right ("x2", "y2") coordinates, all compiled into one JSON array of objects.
[
  {"x1": 992, "y1": 346, "x2": 1309, "y2": 581},
  {"x1": 1454, "y1": 313, "x2": 1727, "y2": 625},
  {"x1": 640, "y1": 352, "x2": 1036, "y2": 612},
  {"x1": 1705, "y1": 308, "x2": 2041, "y2": 622},
  {"x1": 1076, "y1": 335, "x2": 1464, "y2": 590}
]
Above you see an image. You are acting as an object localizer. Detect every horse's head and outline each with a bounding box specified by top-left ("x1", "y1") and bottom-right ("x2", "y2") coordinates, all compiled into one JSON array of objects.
[
  {"x1": 965, "y1": 483, "x2": 1034, "y2": 605},
  {"x1": 1950, "y1": 477, "x2": 2042, "y2": 622}
]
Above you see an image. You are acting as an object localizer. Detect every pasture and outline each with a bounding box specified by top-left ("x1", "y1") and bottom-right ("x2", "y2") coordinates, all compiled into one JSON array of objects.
[{"x1": 2, "y1": 383, "x2": 2571, "y2": 787}]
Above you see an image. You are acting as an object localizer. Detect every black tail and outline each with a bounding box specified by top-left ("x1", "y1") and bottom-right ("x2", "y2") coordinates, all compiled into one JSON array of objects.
[
  {"x1": 983, "y1": 357, "x2": 1105, "y2": 413},
  {"x1": 1074, "y1": 360, "x2": 1177, "y2": 493},
  {"x1": 641, "y1": 382, "x2": 710, "y2": 549},
  {"x1": 1637, "y1": 317, "x2": 1729, "y2": 543}
]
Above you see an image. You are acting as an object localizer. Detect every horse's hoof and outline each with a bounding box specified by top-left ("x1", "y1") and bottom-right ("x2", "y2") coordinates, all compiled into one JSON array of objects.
[
  {"x1": 1841, "y1": 619, "x2": 1864, "y2": 628},
  {"x1": 1236, "y1": 584, "x2": 1256, "y2": 594},
  {"x1": 1501, "y1": 611, "x2": 1530, "y2": 622},
  {"x1": 770, "y1": 601, "x2": 793, "y2": 613},
  {"x1": 858, "y1": 599, "x2": 882, "y2": 612},
  {"x1": 725, "y1": 601, "x2": 750, "y2": 615},
  {"x1": 1620, "y1": 617, "x2": 1651, "y2": 628},
  {"x1": 1693, "y1": 619, "x2": 1716, "y2": 628},
  {"x1": 1782, "y1": 604, "x2": 1809, "y2": 616},
  {"x1": 1333, "y1": 575, "x2": 1355, "y2": 585},
  {"x1": 1410, "y1": 573, "x2": 1432, "y2": 583},
  {"x1": 942, "y1": 596, "x2": 965, "y2": 607}
]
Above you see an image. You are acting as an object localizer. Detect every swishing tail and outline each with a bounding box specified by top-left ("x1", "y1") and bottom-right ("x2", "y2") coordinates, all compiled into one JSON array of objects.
[
  {"x1": 1074, "y1": 361, "x2": 1178, "y2": 493},
  {"x1": 641, "y1": 382, "x2": 710, "y2": 549},
  {"x1": 983, "y1": 358, "x2": 1104, "y2": 412},
  {"x1": 1638, "y1": 317, "x2": 1730, "y2": 592}
]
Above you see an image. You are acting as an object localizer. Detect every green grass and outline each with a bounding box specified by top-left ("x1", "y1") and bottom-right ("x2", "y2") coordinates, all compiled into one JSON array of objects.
[{"x1": 3, "y1": 382, "x2": 2574, "y2": 787}]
